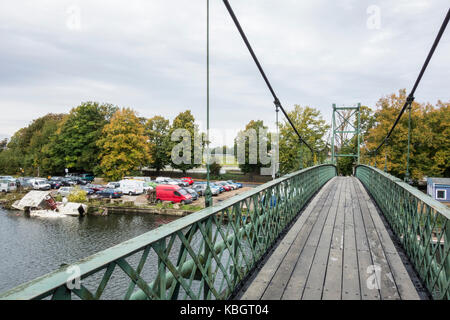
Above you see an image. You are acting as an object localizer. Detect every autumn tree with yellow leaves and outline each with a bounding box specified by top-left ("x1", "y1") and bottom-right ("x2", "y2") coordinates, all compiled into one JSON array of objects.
[
  {"x1": 97, "y1": 108, "x2": 150, "y2": 181},
  {"x1": 363, "y1": 89, "x2": 449, "y2": 181}
]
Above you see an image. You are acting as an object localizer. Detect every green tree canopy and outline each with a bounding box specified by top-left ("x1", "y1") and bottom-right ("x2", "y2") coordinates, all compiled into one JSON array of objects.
[
  {"x1": 98, "y1": 108, "x2": 150, "y2": 181},
  {"x1": 235, "y1": 120, "x2": 270, "y2": 174},
  {"x1": 0, "y1": 113, "x2": 64, "y2": 176},
  {"x1": 47, "y1": 102, "x2": 118, "y2": 175},
  {"x1": 145, "y1": 115, "x2": 171, "y2": 173},
  {"x1": 169, "y1": 110, "x2": 202, "y2": 174},
  {"x1": 278, "y1": 105, "x2": 329, "y2": 174}
]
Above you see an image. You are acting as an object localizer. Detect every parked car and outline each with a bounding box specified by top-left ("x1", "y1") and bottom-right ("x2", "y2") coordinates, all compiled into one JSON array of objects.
[
  {"x1": 96, "y1": 188, "x2": 122, "y2": 199},
  {"x1": 221, "y1": 181, "x2": 238, "y2": 190},
  {"x1": 58, "y1": 187, "x2": 74, "y2": 197},
  {"x1": 86, "y1": 184, "x2": 105, "y2": 192},
  {"x1": 192, "y1": 184, "x2": 206, "y2": 196},
  {"x1": 70, "y1": 177, "x2": 88, "y2": 185},
  {"x1": 217, "y1": 182, "x2": 232, "y2": 191},
  {"x1": 63, "y1": 177, "x2": 78, "y2": 186},
  {"x1": 181, "y1": 177, "x2": 194, "y2": 185},
  {"x1": 106, "y1": 182, "x2": 121, "y2": 189},
  {"x1": 155, "y1": 177, "x2": 170, "y2": 183},
  {"x1": 17, "y1": 177, "x2": 33, "y2": 189},
  {"x1": 80, "y1": 186, "x2": 95, "y2": 195},
  {"x1": 227, "y1": 180, "x2": 243, "y2": 188},
  {"x1": 48, "y1": 177, "x2": 64, "y2": 189},
  {"x1": 193, "y1": 183, "x2": 220, "y2": 196},
  {"x1": 155, "y1": 185, "x2": 192, "y2": 204},
  {"x1": 119, "y1": 180, "x2": 144, "y2": 195},
  {"x1": 29, "y1": 179, "x2": 51, "y2": 191},
  {"x1": 210, "y1": 183, "x2": 225, "y2": 193},
  {"x1": 0, "y1": 179, "x2": 17, "y2": 193},
  {"x1": 183, "y1": 187, "x2": 199, "y2": 201},
  {"x1": 79, "y1": 173, "x2": 95, "y2": 183}
]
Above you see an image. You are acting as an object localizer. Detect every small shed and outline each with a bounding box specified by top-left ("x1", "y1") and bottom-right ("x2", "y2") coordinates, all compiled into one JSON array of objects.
[{"x1": 427, "y1": 177, "x2": 450, "y2": 203}]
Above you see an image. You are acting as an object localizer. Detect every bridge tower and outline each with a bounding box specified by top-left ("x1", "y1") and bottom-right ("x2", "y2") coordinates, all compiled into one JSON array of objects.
[{"x1": 331, "y1": 103, "x2": 361, "y2": 165}]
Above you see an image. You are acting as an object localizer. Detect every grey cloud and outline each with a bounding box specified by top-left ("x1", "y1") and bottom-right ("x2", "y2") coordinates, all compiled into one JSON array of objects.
[{"x1": 0, "y1": 0, "x2": 448, "y2": 145}]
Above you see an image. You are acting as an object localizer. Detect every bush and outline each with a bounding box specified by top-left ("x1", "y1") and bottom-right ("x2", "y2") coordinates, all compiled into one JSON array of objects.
[
  {"x1": 210, "y1": 161, "x2": 222, "y2": 176},
  {"x1": 68, "y1": 186, "x2": 87, "y2": 203}
]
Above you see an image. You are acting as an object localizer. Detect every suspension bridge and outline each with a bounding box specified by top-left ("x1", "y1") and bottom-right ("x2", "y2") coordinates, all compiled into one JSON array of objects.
[{"x1": 0, "y1": 2, "x2": 449, "y2": 300}]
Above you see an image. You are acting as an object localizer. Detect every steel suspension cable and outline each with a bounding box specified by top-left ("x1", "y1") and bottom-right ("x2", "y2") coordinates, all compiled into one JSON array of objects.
[
  {"x1": 222, "y1": 0, "x2": 314, "y2": 153},
  {"x1": 370, "y1": 9, "x2": 450, "y2": 155}
]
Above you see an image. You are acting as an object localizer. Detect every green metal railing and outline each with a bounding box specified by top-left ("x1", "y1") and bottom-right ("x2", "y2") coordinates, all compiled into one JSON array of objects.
[
  {"x1": 356, "y1": 165, "x2": 450, "y2": 300},
  {"x1": 0, "y1": 164, "x2": 336, "y2": 300}
]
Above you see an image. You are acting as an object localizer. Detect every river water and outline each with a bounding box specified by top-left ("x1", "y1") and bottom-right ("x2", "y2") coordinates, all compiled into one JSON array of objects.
[{"x1": 0, "y1": 208, "x2": 179, "y2": 296}]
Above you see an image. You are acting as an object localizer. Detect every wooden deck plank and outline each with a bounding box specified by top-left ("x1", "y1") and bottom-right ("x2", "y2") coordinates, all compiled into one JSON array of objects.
[
  {"x1": 355, "y1": 179, "x2": 421, "y2": 300},
  {"x1": 354, "y1": 179, "x2": 401, "y2": 300},
  {"x1": 282, "y1": 177, "x2": 344, "y2": 300},
  {"x1": 303, "y1": 178, "x2": 348, "y2": 300},
  {"x1": 261, "y1": 180, "x2": 339, "y2": 300},
  {"x1": 341, "y1": 178, "x2": 361, "y2": 300},
  {"x1": 241, "y1": 178, "x2": 336, "y2": 300},
  {"x1": 239, "y1": 176, "x2": 422, "y2": 300},
  {"x1": 321, "y1": 178, "x2": 349, "y2": 300},
  {"x1": 348, "y1": 178, "x2": 380, "y2": 300}
]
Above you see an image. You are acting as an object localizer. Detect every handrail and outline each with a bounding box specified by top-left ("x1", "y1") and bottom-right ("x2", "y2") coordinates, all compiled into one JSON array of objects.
[
  {"x1": 0, "y1": 164, "x2": 337, "y2": 300},
  {"x1": 356, "y1": 165, "x2": 450, "y2": 299}
]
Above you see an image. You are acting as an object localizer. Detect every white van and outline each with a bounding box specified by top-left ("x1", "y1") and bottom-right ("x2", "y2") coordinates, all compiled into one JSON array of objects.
[
  {"x1": 0, "y1": 179, "x2": 17, "y2": 193},
  {"x1": 29, "y1": 179, "x2": 51, "y2": 190},
  {"x1": 119, "y1": 180, "x2": 144, "y2": 195}
]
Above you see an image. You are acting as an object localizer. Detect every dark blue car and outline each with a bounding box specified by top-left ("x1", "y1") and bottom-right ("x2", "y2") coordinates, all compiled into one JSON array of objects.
[{"x1": 96, "y1": 188, "x2": 122, "y2": 198}]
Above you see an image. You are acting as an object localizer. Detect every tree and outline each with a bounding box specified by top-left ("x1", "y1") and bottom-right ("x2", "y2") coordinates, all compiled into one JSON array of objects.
[
  {"x1": 0, "y1": 114, "x2": 64, "y2": 176},
  {"x1": 0, "y1": 138, "x2": 7, "y2": 152},
  {"x1": 169, "y1": 110, "x2": 202, "y2": 174},
  {"x1": 278, "y1": 105, "x2": 329, "y2": 174},
  {"x1": 145, "y1": 116, "x2": 171, "y2": 173},
  {"x1": 235, "y1": 120, "x2": 270, "y2": 174},
  {"x1": 97, "y1": 108, "x2": 150, "y2": 181},
  {"x1": 364, "y1": 89, "x2": 449, "y2": 181},
  {"x1": 47, "y1": 102, "x2": 118, "y2": 175}
]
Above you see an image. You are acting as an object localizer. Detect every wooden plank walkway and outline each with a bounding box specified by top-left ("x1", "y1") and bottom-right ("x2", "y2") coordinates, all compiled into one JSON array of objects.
[{"x1": 240, "y1": 176, "x2": 422, "y2": 300}]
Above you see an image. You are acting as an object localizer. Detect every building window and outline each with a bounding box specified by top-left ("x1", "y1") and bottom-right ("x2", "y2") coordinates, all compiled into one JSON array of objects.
[{"x1": 436, "y1": 189, "x2": 446, "y2": 200}]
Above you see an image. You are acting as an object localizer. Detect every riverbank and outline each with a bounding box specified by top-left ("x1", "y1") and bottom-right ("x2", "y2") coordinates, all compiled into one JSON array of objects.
[{"x1": 0, "y1": 191, "x2": 202, "y2": 217}]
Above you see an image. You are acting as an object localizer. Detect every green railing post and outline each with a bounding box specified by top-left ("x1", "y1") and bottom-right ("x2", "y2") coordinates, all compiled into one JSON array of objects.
[
  {"x1": 204, "y1": 0, "x2": 213, "y2": 208},
  {"x1": 405, "y1": 103, "x2": 412, "y2": 183}
]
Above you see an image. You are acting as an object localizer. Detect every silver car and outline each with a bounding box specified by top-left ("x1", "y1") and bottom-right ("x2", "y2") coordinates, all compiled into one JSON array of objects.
[{"x1": 58, "y1": 187, "x2": 74, "y2": 197}]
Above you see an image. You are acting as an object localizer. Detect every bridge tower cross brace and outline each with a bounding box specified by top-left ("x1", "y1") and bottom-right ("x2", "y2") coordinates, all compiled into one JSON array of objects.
[{"x1": 331, "y1": 103, "x2": 361, "y2": 165}]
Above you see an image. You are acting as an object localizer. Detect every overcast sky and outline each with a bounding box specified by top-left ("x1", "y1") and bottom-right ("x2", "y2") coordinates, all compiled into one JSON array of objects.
[{"x1": 0, "y1": 0, "x2": 449, "y2": 146}]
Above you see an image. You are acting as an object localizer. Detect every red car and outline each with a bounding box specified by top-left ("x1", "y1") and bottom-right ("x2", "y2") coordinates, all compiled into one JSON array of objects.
[{"x1": 181, "y1": 177, "x2": 194, "y2": 185}]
